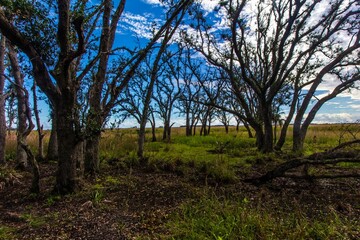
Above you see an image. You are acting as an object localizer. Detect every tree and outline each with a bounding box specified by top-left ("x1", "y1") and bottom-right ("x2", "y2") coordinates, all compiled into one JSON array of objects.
[
  {"x1": 0, "y1": 34, "x2": 6, "y2": 165},
  {"x1": 7, "y1": 42, "x2": 29, "y2": 169},
  {"x1": 153, "y1": 50, "x2": 183, "y2": 142},
  {"x1": 47, "y1": 108, "x2": 58, "y2": 161},
  {"x1": 174, "y1": 46, "x2": 201, "y2": 136},
  {"x1": 1, "y1": 0, "x2": 194, "y2": 191},
  {"x1": 137, "y1": 17, "x2": 184, "y2": 159},
  {"x1": 184, "y1": 0, "x2": 359, "y2": 153},
  {"x1": 83, "y1": 0, "x2": 194, "y2": 175},
  {"x1": 32, "y1": 81, "x2": 45, "y2": 161},
  {"x1": 0, "y1": 0, "x2": 87, "y2": 193}
]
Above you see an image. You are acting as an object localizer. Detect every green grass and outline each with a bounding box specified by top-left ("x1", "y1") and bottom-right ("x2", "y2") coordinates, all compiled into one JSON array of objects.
[
  {"x1": 20, "y1": 213, "x2": 46, "y2": 228},
  {"x1": 0, "y1": 226, "x2": 15, "y2": 240},
  {"x1": 165, "y1": 196, "x2": 360, "y2": 240}
]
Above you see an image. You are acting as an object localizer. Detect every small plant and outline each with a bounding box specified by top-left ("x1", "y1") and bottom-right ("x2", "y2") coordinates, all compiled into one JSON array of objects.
[
  {"x1": 93, "y1": 190, "x2": 104, "y2": 205},
  {"x1": 0, "y1": 226, "x2": 15, "y2": 240},
  {"x1": 124, "y1": 151, "x2": 140, "y2": 167},
  {"x1": 46, "y1": 195, "x2": 61, "y2": 206},
  {"x1": 92, "y1": 183, "x2": 105, "y2": 205},
  {"x1": 20, "y1": 213, "x2": 46, "y2": 228}
]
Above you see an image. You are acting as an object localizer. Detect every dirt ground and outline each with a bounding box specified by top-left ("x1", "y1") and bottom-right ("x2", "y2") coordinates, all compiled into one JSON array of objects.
[{"x1": 1, "y1": 160, "x2": 360, "y2": 239}]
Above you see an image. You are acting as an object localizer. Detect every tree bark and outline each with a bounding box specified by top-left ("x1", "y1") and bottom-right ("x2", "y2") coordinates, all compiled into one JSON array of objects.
[
  {"x1": 0, "y1": 34, "x2": 6, "y2": 165},
  {"x1": 150, "y1": 112, "x2": 157, "y2": 142},
  {"x1": 32, "y1": 82, "x2": 45, "y2": 161},
  {"x1": 54, "y1": 103, "x2": 82, "y2": 194},
  {"x1": 243, "y1": 121, "x2": 253, "y2": 138},
  {"x1": 261, "y1": 104, "x2": 274, "y2": 153},
  {"x1": 7, "y1": 43, "x2": 28, "y2": 169},
  {"x1": 84, "y1": 133, "x2": 100, "y2": 176},
  {"x1": 47, "y1": 110, "x2": 58, "y2": 160}
]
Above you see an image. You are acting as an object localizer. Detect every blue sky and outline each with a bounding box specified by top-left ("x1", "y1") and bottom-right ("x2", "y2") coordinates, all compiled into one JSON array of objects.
[
  {"x1": 35, "y1": 0, "x2": 360, "y2": 128},
  {"x1": 117, "y1": 0, "x2": 360, "y2": 127}
]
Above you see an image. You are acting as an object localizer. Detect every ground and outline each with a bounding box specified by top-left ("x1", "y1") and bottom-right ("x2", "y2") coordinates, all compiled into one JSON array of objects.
[{"x1": 1, "y1": 157, "x2": 359, "y2": 239}]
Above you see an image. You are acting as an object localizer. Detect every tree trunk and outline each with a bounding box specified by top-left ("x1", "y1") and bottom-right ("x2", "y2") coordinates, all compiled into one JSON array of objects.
[
  {"x1": 275, "y1": 91, "x2": 298, "y2": 151},
  {"x1": 262, "y1": 107, "x2": 274, "y2": 153},
  {"x1": 137, "y1": 124, "x2": 146, "y2": 160},
  {"x1": 224, "y1": 124, "x2": 229, "y2": 134},
  {"x1": 47, "y1": 111, "x2": 58, "y2": 160},
  {"x1": 163, "y1": 121, "x2": 168, "y2": 141},
  {"x1": 8, "y1": 43, "x2": 28, "y2": 169},
  {"x1": 0, "y1": 34, "x2": 6, "y2": 165},
  {"x1": 150, "y1": 123, "x2": 156, "y2": 142},
  {"x1": 0, "y1": 95, "x2": 5, "y2": 165},
  {"x1": 84, "y1": 133, "x2": 100, "y2": 176},
  {"x1": 185, "y1": 110, "x2": 191, "y2": 136},
  {"x1": 243, "y1": 121, "x2": 253, "y2": 138},
  {"x1": 32, "y1": 83, "x2": 45, "y2": 161},
  {"x1": 273, "y1": 120, "x2": 277, "y2": 145},
  {"x1": 150, "y1": 111, "x2": 157, "y2": 142},
  {"x1": 53, "y1": 103, "x2": 82, "y2": 194},
  {"x1": 84, "y1": 103, "x2": 103, "y2": 176},
  {"x1": 293, "y1": 122, "x2": 305, "y2": 153}
]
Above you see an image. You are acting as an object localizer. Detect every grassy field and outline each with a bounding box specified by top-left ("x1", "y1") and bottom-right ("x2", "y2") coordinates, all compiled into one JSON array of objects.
[{"x1": 1, "y1": 124, "x2": 359, "y2": 239}]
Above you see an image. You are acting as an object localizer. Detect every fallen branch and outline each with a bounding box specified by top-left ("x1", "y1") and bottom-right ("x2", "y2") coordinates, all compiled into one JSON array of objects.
[
  {"x1": 284, "y1": 173, "x2": 360, "y2": 179},
  {"x1": 245, "y1": 154, "x2": 360, "y2": 186}
]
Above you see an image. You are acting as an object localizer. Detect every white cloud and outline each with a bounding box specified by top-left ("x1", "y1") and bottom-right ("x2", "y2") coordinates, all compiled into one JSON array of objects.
[
  {"x1": 142, "y1": 0, "x2": 164, "y2": 6},
  {"x1": 119, "y1": 12, "x2": 162, "y2": 39},
  {"x1": 310, "y1": 113, "x2": 360, "y2": 123},
  {"x1": 198, "y1": 0, "x2": 219, "y2": 13}
]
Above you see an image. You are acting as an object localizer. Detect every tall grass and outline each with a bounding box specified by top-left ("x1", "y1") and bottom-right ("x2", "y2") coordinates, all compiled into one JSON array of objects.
[{"x1": 166, "y1": 195, "x2": 359, "y2": 240}]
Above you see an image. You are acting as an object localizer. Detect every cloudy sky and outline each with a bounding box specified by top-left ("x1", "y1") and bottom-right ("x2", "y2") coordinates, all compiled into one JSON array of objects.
[{"x1": 116, "y1": 0, "x2": 360, "y2": 127}]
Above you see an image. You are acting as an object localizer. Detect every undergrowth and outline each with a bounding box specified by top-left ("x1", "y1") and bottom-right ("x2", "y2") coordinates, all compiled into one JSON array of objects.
[{"x1": 165, "y1": 195, "x2": 360, "y2": 240}]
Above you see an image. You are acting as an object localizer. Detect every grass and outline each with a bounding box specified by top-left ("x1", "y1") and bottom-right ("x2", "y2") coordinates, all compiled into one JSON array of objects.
[
  {"x1": 2, "y1": 124, "x2": 360, "y2": 239},
  {"x1": 0, "y1": 226, "x2": 15, "y2": 240},
  {"x1": 20, "y1": 213, "x2": 46, "y2": 228},
  {"x1": 165, "y1": 195, "x2": 360, "y2": 240}
]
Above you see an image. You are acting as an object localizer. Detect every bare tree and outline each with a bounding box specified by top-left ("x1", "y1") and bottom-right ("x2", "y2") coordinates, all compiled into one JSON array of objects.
[
  {"x1": 185, "y1": 0, "x2": 359, "y2": 153},
  {"x1": 83, "y1": 0, "x2": 193, "y2": 175},
  {"x1": 175, "y1": 47, "x2": 202, "y2": 136},
  {"x1": 153, "y1": 50, "x2": 184, "y2": 142}
]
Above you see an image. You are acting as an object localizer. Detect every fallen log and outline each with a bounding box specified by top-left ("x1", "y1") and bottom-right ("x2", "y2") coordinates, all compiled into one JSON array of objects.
[{"x1": 245, "y1": 156, "x2": 360, "y2": 185}]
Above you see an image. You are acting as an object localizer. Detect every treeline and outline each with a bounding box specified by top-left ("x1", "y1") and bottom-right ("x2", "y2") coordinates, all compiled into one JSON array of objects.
[{"x1": 0, "y1": 0, "x2": 358, "y2": 194}]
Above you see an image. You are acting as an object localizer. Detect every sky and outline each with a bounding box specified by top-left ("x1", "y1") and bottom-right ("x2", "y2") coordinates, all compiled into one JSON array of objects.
[
  {"x1": 116, "y1": 0, "x2": 360, "y2": 127},
  {"x1": 36, "y1": 0, "x2": 360, "y2": 129}
]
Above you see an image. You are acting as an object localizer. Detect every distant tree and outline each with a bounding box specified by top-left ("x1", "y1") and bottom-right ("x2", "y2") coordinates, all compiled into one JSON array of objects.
[
  {"x1": 216, "y1": 108, "x2": 233, "y2": 134},
  {"x1": 83, "y1": 0, "x2": 193, "y2": 175},
  {"x1": 148, "y1": 106, "x2": 157, "y2": 142},
  {"x1": 153, "y1": 49, "x2": 184, "y2": 142},
  {"x1": 185, "y1": 0, "x2": 359, "y2": 153},
  {"x1": 175, "y1": 47, "x2": 201, "y2": 136}
]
